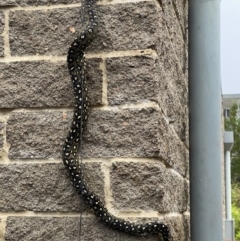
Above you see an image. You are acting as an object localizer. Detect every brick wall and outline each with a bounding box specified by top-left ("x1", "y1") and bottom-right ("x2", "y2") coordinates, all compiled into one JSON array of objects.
[{"x1": 0, "y1": 0, "x2": 189, "y2": 240}]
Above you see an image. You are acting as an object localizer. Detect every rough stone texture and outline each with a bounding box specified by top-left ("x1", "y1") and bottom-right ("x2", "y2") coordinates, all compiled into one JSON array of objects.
[
  {"x1": 185, "y1": 151, "x2": 189, "y2": 180},
  {"x1": 155, "y1": 4, "x2": 188, "y2": 102},
  {"x1": 161, "y1": 0, "x2": 185, "y2": 70},
  {"x1": 106, "y1": 55, "x2": 159, "y2": 105},
  {"x1": 85, "y1": 107, "x2": 188, "y2": 176},
  {"x1": 0, "y1": 58, "x2": 103, "y2": 108},
  {"x1": 0, "y1": 218, "x2": 4, "y2": 241},
  {"x1": 0, "y1": 11, "x2": 4, "y2": 34},
  {"x1": 0, "y1": 121, "x2": 4, "y2": 131},
  {"x1": 168, "y1": 103, "x2": 188, "y2": 147},
  {"x1": 157, "y1": 29, "x2": 188, "y2": 110},
  {"x1": 103, "y1": 109, "x2": 181, "y2": 167},
  {"x1": 94, "y1": 2, "x2": 160, "y2": 52},
  {"x1": 184, "y1": 27, "x2": 189, "y2": 77},
  {"x1": 5, "y1": 216, "x2": 184, "y2": 241},
  {"x1": 0, "y1": 162, "x2": 104, "y2": 211},
  {"x1": 185, "y1": 180, "x2": 190, "y2": 210},
  {"x1": 9, "y1": 8, "x2": 81, "y2": 56},
  {"x1": 7, "y1": 108, "x2": 159, "y2": 159},
  {"x1": 7, "y1": 110, "x2": 71, "y2": 159},
  {"x1": 1, "y1": 0, "x2": 100, "y2": 6},
  {"x1": 164, "y1": 0, "x2": 189, "y2": 75},
  {"x1": 155, "y1": 13, "x2": 188, "y2": 145},
  {"x1": 165, "y1": 216, "x2": 185, "y2": 241},
  {"x1": 106, "y1": 54, "x2": 188, "y2": 145},
  {"x1": 0, "y1": 0, "x2": 16, "y2": 6},
  {"x1": 7, "y1": 108, "x2": 188, "y2": 176},
  {"x1": 15, "y1": 0, "x2": 78, "y2": 6},
  {"x1": 0, "y1": 135, "x2": 3, "y2": 155},
  {"x1": 0, "y1": 121, "x2": 4, "y2": 156},
  {"x1": 111, "y1": 162, "x2": 188, "y2": 212},
  {"x1": 158, "y1": 72, "x2": 188, "y2": 145},
  {"x1": 183, "y1": 215, "x2": 190, "y2": 241},
  {"x1": 166, "y1": 70, "x2": 188, "y2": 147},
  {"x1": 5, "y1": 217, "x2": 81, "y2": 241},
  {"x1": 172, "y1": 0, "x2": 188, "y2": 29},
  {"x1": 158, "y1": 116, "x2": 188, "y2": 176},
  {"x1": 75, "y1": 217, "x2": 161, "y2": 241},
  {"x1": 9, "y1": 2, "x2": 161, "y2": 56},
  {"x1": 1, "y1": 0, "x2": 189, "y2": 240},
  {"x1": 0, "y1": 36, "x2": 4, "y2": 57}
]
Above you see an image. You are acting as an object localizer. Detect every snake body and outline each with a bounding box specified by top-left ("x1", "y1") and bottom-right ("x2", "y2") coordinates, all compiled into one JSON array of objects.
[{"x1": 62, "y1": 0, "x2": 171, "y2": 240}]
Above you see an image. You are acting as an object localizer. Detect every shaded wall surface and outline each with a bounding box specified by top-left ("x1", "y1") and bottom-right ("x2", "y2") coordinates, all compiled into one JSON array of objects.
[{"x1": 0, "y1": 0, "x2": 189, "y2": 240}]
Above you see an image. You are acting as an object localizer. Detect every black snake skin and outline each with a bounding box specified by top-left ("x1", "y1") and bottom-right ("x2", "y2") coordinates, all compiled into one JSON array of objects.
[{"x1": 62, "y1": 0, "x2": 171, "y2": 240}]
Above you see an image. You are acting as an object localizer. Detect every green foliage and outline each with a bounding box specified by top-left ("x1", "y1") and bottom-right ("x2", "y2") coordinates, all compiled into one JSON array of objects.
[
  {"x1": 232, "y1": 184, "x2": 240, "y2": 239},
  {"x1": 225, "y1": 104, "x2": 240, "y2": 238},
  {"x1": 232, "y1": 204, "x2": 240, "y2": 239},
  {"x1": 224, "y1": 103, "x2": 240, "y2": 183}
]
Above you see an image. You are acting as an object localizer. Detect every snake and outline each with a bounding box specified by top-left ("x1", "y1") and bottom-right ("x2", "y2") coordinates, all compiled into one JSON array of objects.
[{"x1": 62, "y1": 0, "x2": 171, "y2": 240}]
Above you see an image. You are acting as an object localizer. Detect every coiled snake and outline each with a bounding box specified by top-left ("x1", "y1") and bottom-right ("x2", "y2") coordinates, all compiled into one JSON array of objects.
[{"x1": 62, "y1": 0, "x2": 171, "y2": 240}]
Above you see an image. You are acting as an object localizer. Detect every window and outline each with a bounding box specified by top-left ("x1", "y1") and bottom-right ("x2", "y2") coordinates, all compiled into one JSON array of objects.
[{"x1": 224, "y1": 109, "x2": 230, "y2": 118}]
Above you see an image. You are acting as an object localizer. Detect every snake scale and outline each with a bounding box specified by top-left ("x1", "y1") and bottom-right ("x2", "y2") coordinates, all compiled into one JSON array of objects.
[{"x1": 62, "y1": 0, "x2": 171, "y2": 240}]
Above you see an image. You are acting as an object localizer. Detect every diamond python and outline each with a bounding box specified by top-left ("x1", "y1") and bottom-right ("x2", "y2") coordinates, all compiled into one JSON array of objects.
[{"x1": 62, "y1": 0, "x2": 171, "y2": 240}]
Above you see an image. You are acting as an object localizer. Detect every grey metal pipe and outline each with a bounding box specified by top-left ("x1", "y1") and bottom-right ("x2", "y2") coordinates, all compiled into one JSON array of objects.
[
  {"x1": 225, "y1": 151, "x2": 232, "y2": 220},
  {"x1": 224, "y1": 131, "x2": 234, "y2": 240},
  {"x1": 189, "y1": 0, "x2": 223, "y2": 240}
]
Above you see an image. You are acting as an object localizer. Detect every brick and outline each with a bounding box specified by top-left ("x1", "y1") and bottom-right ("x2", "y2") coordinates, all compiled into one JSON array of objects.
[
  {"x1": 9, "y1": 8, "x2": 80, "y2": 56},
  {"x1": 0, "y1": 58, "x2": 102, "y2": 108},
  {"x1": 5, "y1": 217, "x2": 80, "y2": 241},
  {"x1": 172, "y1": 0, "x2": 189, "y2": 77},
  {"x1": 0, "y1": 11, "x2": 4, "y2": 34},
  {"x1": 76, "y1": 217, "x2": 161, "y2": 241},
  {"x1": 156, "y1": 25, "x2": 188, "y2": 109},
  {"x1": 166, "y1": 216, "x2": 185, "y2": 241},
  {"x1": 105, "y1": 54, "x2": 188, "y2": 145},
  {"x1": 0, "y1": 163, "x2": 104, "y2": 211},
  {"x1": 158, "y1": 116, "x2": 188, "y2": 176},
  {"x1": 106, "y1": 55, "x2": 159, "y2": 105},
  {"x1": 155, "y1": 21, "x2": 188, "y2": 144},
  {"x1": 0, "y1": 218, "x2": 4, "y2": 241},
  {"x1": 0, "y1": 36, "x2": 4, "y2": 57},
  {"x1": 169, "y1": 59, "x2": 188, "y2": 108},
  {"x1": 0, "y1": 0, "x2": 16, "y2": 6},
  {"x1": 71, "y1": 107, "x2": 188, "y2": 173},
  {"x1": 134, "y1": 9, "x2": 188, "y2": 145},
  {"x1": 185, "y1": 180, "x2": 190, "y2": 210},
  {"x1": 85, "y1": 58, "x2": 103, "y2": 106},
  {"x1": 15, "y1": 0, "x2": 78, "y2": 6},
  {"x1": 8, "y1": 111, "x2": 73, "y2": 159},
  {"x1": 185, "y1": 152, "x2": 189, "y2": 180},
  {"x1": 7, "y1": 108, "x2": 188, "y2": 176},
  {"x1": 5, "y1": 216, "x2": 163, "y2": 241},
  {"x1": 184, "y1": 27, "x2": 188, "y2": 76},
  {"x1": 158, "y1": 77, "x2": 188, "y2": 144},
  {"x1": 159, "y1": 53, "x2": 188, "y2": 106},
  {"x1": 171, "y1": 108, "x2": 188, "y2": 147},
  {"x1": 7, "y1": 111, "x2": 70, "y2": 159},
  {"x1": 7, "y1": 108, "x2": 160, "y2": 159},
  {"x1": 161, "y1": 0, "x2": 185, "y2": 69},
  {"x1": 9, "y1": 2, "x2": 161, "y2": 56},
  {"x1": 106, "y1": 52, "x2": 188, "y2": 146},
  {"x1": 0, "y1": 121, "x2": 4, "y2": 131},
  {"x1": 0, "y1": 135, "x2": 3, "y2": 155},
  {"x1": 0, "y1": 121, "x2": 4, "y2": 157},
  {"x1": 171, "y1": 0, "x2": 188, "y2": 32},
  {"x1": 111, "y1": 162, "x2": 188, "y2": 212},
  {"x1": 183, "y1": 215, "x2": 190, "y2": 241},
  {"x1": 94, "y1": 2, "x2": 161, "y2": 52}
]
